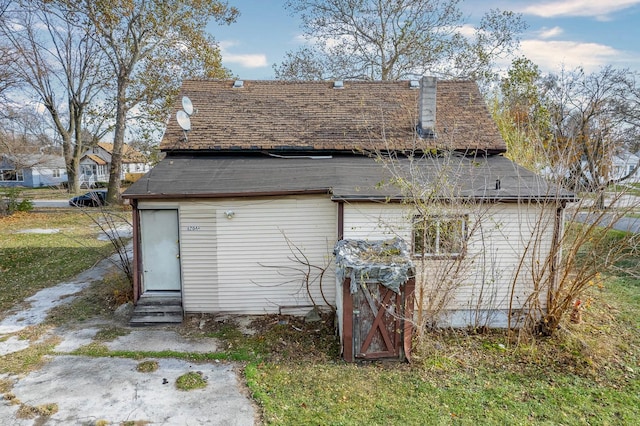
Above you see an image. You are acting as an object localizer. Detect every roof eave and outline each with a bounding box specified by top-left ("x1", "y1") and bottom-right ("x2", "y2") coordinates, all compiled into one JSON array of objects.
[{"x1": 123, "y1": 188, "x2": 331, "y2": 200}]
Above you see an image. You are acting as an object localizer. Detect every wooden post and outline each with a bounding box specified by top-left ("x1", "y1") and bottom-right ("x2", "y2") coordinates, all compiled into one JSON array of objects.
[{"x1": 342, "y1": 278, "x2": 354, "y2": 362}]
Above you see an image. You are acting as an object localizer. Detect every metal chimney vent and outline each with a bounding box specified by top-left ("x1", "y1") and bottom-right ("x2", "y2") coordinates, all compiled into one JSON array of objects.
[{"x1": 418, "y1": 76, "x2": 437, "y2": 138}]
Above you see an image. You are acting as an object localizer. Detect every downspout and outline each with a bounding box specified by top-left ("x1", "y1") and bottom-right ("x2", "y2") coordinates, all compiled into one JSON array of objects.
[
  {"x1": 337, "y1": 201, "x2": 344, "y2": 241},
  {"x1": 131, "y1": 199, "x2": 141, "y2": 303}
]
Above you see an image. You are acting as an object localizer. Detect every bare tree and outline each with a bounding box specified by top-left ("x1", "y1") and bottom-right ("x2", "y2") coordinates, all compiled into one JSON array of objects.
[
  {"x1": 276, "y1": 0, "x2": 526, "y2": 82},
  {"x1": 0, "y1": 1, "x2": 21, "y2": 109},
  {"x1": 491, "y1": 60, "x2": 640, "y2": 336},
  {"x1": 544, "y1": 67, "x2": 640, "y2": 195},
  {"x1": 74, "y1": 0, "x2": 239, "y2": 204},
  {"x1": 0, "y1": 0, "x2": 107, "y2": 192}
]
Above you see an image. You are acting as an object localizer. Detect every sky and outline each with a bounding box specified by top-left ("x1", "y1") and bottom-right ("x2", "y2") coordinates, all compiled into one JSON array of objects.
[{"x1": 208, "y1": 0, "x2": 640, "y2": 79}]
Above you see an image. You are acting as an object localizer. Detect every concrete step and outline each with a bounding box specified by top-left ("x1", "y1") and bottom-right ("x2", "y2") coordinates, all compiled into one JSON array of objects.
[
  {"x1": 130, "y1": 295, "x2": 184, "y2": 326},
  {"x1": 133, "y1": 305, "x2": 183, "y2": 314},
  {"x1": 129, "y1": 312, "x2": 184, "y2": 327},
  {"x1": 137, "y1": 296, "x2": 182, "y2": 306}
]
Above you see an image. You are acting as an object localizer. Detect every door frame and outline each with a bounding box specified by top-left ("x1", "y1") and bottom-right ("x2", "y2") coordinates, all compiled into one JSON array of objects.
[{"x1": 133, "y1": 205, "x2": 182, "y2": 300}]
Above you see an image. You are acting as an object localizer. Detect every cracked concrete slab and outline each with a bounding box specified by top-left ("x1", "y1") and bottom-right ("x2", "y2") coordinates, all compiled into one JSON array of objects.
[
  {"x1": 1, "y1": 356, "x2": 254, "y2": 425},
  {"x1": 105, "y1": 329, "x2": 221, "y2": 353},
  {"x1": 0, "y1": 241, "x2": 257, "y2": 425}
]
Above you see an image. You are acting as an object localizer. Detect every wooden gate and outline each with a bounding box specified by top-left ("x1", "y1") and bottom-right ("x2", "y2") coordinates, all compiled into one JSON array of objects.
[{"x1": 342, "y1": 278, "x2": 414, "y2": 362}]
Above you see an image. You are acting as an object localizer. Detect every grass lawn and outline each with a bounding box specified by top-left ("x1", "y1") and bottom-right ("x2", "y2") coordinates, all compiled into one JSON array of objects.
[
  {"x1": 0, "y1": 209, "x2": 124, "y2": 315},
  {"x1": 1, "y1": 211, "x2": 638, "y2": 425},
  {"x1": 246, "y1": 281, "x2": 639, "y2": 425},
  {"x1": 246, "y1": 257, "x2": 640, "y2": 425}
]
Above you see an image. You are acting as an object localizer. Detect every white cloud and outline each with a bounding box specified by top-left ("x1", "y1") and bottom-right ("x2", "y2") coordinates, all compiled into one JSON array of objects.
[
  {"x1": 457, "y1": 24, "x2": 477, "y2": 38},
  {"x1": 219, "y1": 40, "x2": 268, "y2": 68},
  {"x1": 223, "y1": 53, "x2": 268, "y2": 68},
  {"x1": 519, "y1": 39, "x2": 623, "y2": 72},
  {"x1": 538, "y1": 26, "x2": 563, "y2": 39},
  {"x1": 523, "y1": 0, "x2": 640, "y2": 20}
]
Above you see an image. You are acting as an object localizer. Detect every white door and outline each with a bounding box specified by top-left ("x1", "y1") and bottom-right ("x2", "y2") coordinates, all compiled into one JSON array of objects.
[{"x1": 140, "y1": 209, "x2": 181, "y2": 292}]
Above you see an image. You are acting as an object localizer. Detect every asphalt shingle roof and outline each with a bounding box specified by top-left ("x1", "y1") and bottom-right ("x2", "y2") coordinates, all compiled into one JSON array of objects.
[
  {"x1": 160, "y1": 79, "x2": 506, "y2": 154},
  {"x1": 123, "y1": 154, "x2": 573, "y2": 201}
]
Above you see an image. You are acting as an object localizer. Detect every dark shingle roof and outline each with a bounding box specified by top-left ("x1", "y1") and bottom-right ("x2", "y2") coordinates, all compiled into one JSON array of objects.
[
  {"x1": 123, "y1": 154, "x2": 573, "y2": 202},
  {"x1": 160, "y1": 80, "x2": 506, "y2": 154}
]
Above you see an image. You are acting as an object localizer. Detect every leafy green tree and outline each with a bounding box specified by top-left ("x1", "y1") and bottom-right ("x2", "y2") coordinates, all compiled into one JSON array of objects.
[
  {"x1": 76, "y1": 0, "x2": 239, "y2": 203},
  {"x1": 492, "y1": 57, "x2": 551, "y2": 171},
  {"x1": 275, "y1": 0, "x2": 526, "y2": 82}
]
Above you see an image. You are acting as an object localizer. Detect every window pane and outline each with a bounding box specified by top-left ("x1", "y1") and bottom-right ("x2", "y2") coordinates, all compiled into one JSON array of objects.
[{"x1": 413, "y1": 215, "x2": 466, "y2": 257}]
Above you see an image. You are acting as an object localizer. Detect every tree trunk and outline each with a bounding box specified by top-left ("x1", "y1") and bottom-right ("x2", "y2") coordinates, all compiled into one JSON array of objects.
[{"x1": 107, "y1": 81, "x2": 127, "y2": 204}]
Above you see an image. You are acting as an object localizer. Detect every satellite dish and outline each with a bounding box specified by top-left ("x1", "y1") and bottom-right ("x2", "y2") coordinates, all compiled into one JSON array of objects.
[
  {"x1": 176, "y1": 110, "x2": 191, "y2": 131},
  {"x1": 182, "y1": 96, "x2": 194, "y2": 116}
]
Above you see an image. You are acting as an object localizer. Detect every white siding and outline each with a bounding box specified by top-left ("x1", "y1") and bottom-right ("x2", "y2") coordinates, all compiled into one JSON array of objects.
[
  {"x1": 174, "y1": 196, "x2": 337, "y2": 314},
  {"x1": 342, "y1": 201, "x2": 559, "y2": 327},
  {"x1": 179, "y1": 206, "x2": 218, "y2": 312},
  {"x1": 342, "y1": 201, "x2": 411, "y2": 241}
]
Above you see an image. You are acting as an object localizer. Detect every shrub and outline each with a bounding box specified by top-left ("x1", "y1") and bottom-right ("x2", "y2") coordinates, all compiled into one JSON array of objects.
[{"x1": 0, "y1": 187, "x2": 33, "y2": 215}]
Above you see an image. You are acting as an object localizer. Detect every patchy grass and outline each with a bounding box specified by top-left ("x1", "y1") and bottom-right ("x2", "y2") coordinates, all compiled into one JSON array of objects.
[
  {"x1": 181, "y1": 313, "x2": 339, "y2": 363},
  {"x1": 246, "y1": 265, "x2": 640, "y2": 425},
  {"x1": 93, "y1": 326, "x2": 130, "y2": 342},
  {"x1": 0, "y1": 337, "x2": 61, "y2": 375},
  {"x1": 175, "y1": 371, "x2": 207, "y2": 391},
  {"x1": 0, "y1": 211, "x2": 120, "y2": 315},
  {"x1": 1, "y1": 208, "x2": 638, "y2": 425},
  {"x1": 16, "y1": 402, "x2": 59, "y2": 419},
  {"x1": 136, "y1": 360, "x2": 159, "y2": 373},
  {"x1": 18, "y1": 186, "x2": 75, "y2": 200},
  {"x1": 46, "y1": 272, "x2": 132, "y2": 325}
]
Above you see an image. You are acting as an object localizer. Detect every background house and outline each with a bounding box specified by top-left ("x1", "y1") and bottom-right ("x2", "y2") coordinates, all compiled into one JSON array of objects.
[
  {"x1": 123, "y1": 78, "x2": 573, "y2": 333},
  {"x1": 0, "y1": 154, "x2": 67, "y2": 188},
  {"x1": 80, "y1": 142, "x2": 150, "y2": 187},
  {"x1": 612, "y1": 152, "x2": 640, "y2": 183}
]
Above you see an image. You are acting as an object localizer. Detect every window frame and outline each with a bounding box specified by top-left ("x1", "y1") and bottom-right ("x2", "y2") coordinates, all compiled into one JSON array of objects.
[
  {"x1": 412, "y1": 214, "x2": 468, "y2": 259},
  {"x1": 0, "y1": 169, "x2": 24, "y2": 182}
]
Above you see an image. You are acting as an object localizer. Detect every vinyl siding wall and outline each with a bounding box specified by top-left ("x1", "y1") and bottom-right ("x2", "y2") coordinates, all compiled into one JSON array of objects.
[
  {"x1": 342, "y1": 201, "x2": 559, "y2": 327},
  {"x1": 141, "y1": 195, "x2": 338, "y2": 314},
  {"x1": 179, "y1": 206, "x2": 218, "y2": 312}
]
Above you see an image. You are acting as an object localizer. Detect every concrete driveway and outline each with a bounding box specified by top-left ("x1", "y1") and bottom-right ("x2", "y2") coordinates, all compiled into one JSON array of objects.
[{"x1": 0, "y1": 253, "x2": 257, "y2": 425}]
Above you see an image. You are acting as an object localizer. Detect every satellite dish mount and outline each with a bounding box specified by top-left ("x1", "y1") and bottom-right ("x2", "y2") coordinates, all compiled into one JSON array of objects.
[{"x1": 176, "y1": 96, "x2": 196, "y2": 142}]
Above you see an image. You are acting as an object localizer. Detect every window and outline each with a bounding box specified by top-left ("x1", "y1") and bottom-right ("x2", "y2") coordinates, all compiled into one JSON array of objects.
[
  {"x1": 0, "y1": 169, "x2": 24, "y2": 182},
  {"x1": 413, "y1": 215, "x2": 467, "y2": 257},
  {"x1": 52, "y1": 169, "x2": 61, "y2": 178}
]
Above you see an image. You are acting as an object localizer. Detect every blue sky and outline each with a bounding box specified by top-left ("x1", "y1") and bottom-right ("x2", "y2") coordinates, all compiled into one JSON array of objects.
[{"x1": 208, "y1": 0, "x2": 640, "y2": 79}]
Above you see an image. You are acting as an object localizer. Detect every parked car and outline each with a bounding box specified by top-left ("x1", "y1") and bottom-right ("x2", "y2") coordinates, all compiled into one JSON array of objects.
[{"x1": 69, "y1": 190, "x2": 107, "y2": 207}]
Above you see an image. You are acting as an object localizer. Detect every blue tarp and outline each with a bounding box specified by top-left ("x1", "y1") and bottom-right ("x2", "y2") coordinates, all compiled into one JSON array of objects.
[{"x1": 334, "y1": 238, "x2": 414, "y2": 294}]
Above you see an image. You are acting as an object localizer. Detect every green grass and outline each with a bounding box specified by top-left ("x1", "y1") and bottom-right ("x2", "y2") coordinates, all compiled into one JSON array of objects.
[
  {"x1": 247, "y1": 265, "x2": 640, "y2": 425},
  {"x1": 45, "y1": 272, "x2": 132, "y2": 325},
  {"x1": 0, "y1": 210, "x2": 124, "y2": 316},
  {"x1": 249, "y1": 362, "x2": 638, "y2": 425},
  {"x1": 2, "y1": 210, "x2": 638, "y2": 425},
  {"x1": 136, "y1": 360, "x2": 159, "y2": 373},
  {"x1": 175, "y1": 372, "x2": 207, "y2": 391}
]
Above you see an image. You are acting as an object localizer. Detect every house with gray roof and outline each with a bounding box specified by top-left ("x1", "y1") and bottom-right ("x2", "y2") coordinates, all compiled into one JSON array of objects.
[
  {"x1": 0, "y1": 154, "x2": 67, "y2": 188},
  {"x1": 123, "y1": 78, "x2": 573, "y2": 337}
]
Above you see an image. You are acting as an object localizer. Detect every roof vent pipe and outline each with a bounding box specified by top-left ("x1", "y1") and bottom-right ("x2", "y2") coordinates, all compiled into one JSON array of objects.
[{"x1": 418, "y1": 76, "x2": 437, "y2": 138}]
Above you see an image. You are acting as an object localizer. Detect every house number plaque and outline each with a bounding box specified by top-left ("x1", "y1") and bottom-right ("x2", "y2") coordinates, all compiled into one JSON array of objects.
[{"x1": 186, "y1": 225, "x2": 201, "y2": 231}]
